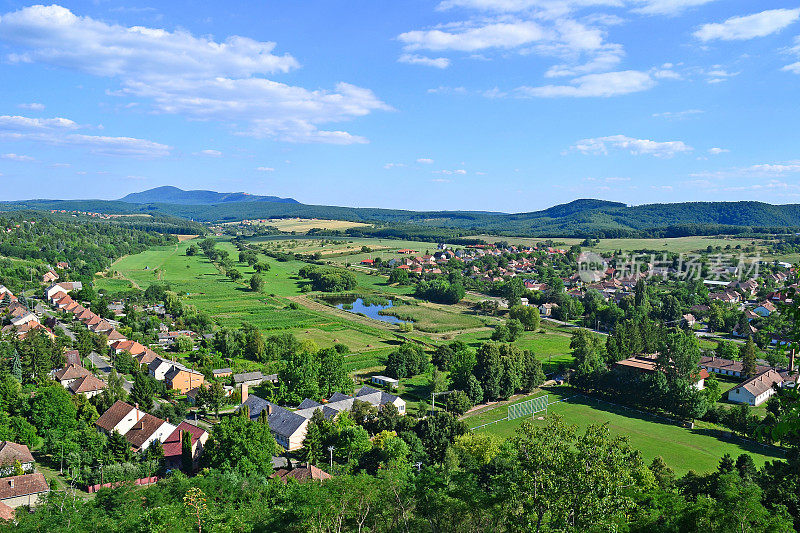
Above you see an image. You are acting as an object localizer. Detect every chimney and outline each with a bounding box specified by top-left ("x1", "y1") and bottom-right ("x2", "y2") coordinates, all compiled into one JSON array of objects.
[
  {"x1": 241, "y1": 383, "x2": 248, "y2": 404},
  {"x1": 135, "y1": 404, "x2": 140, "y2": 421},
  {"x1": 790, "y1": 349, "x2": 796, "y2": 373},
  {"x1": 267, "y1": 404, "x2": 272, "y2": 415}
]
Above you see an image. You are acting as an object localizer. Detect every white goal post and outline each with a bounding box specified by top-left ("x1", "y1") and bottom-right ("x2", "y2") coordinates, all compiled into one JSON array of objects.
[{"x1": 507, "y1": 395, "x2": 549, "y2": 420}]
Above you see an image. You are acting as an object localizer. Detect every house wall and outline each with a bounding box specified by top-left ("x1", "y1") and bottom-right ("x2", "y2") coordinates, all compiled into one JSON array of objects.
[
  {"x1": 285, "y1": 420, "x2": 309, "y2": 451},
  {"x1": 169, "y1": 372, "x2": 204, "y2": 393},
  {"x1": 149, "y1": 363, "x2": 172, "y2": 381},
  {"x1": 141, "y1": 422, "x2": 178, "y2": 451},
  {"x1": 727, "y1": 387, "x2": 775, "y2": 406},
  {"x1": 108, "y1": 408, "x2": 147, "y2": 436},
  {"x1": 0, "y1": 491, "x2": 48, "y2": 509}
]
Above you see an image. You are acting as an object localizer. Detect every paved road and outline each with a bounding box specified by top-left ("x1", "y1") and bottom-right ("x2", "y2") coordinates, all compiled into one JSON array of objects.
[{"x1": 86, "y1": 352, "x2": 133, "y2": 393}]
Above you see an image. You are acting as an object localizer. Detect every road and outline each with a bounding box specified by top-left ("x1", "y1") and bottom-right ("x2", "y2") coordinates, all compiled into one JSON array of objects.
[{"x1": 86, "y1": 351, "x2": 133, "y2": 393}]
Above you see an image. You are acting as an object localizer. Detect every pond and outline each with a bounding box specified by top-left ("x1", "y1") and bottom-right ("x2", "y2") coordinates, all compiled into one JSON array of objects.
[{"x1": 333, "y1": 297, "x2": 407, "y2": 324}]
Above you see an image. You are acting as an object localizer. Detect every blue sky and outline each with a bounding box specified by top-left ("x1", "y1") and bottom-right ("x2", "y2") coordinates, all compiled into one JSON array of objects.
[{"x1": 0, "y1": 0, "x2": 799, "y2": 212}]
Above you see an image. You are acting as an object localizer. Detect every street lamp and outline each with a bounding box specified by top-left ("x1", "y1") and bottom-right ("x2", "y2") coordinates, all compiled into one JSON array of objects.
[
  {"x1": 414, "y1": 461, "x2": 422, "y2": 472},
  {"x1": 327, "y1": 445, "x2": 335, "y2": 470}
]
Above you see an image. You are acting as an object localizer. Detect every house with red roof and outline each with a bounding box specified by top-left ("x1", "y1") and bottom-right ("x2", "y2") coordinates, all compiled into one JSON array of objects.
[{"x1": 162, "y1": 422, "x2": 209, "y2": 471}]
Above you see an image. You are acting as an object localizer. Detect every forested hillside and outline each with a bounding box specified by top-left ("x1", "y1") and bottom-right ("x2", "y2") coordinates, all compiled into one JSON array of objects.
[{"x1": 5, "y1": 196, "x2": 800, "y2": 237}]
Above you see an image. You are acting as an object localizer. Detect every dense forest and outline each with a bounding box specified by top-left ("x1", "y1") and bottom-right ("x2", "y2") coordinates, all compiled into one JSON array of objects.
[
  {"x1": 5, "y1": 197, "x2": 800, "y2": 237},
  {"x1": 0, "y1": 212, "x2": 191, "y2": 292}
]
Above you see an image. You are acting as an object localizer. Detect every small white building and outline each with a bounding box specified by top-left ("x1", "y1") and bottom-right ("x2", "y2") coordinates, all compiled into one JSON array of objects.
[
  {"x1": 727, "y1": 369, "x2": 785, "y2": 406},
  {"x1": 371, "y1": 375, "x2": 399, "y2": 389}
]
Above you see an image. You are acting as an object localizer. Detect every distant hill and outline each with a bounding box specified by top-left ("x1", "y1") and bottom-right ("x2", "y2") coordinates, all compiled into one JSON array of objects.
[
  {"x1": 4, "y1": 193, "x2": 800, "y2": 238},
  {"x1": 119, "y1": 186, "x2": 298, "y2": 205}
]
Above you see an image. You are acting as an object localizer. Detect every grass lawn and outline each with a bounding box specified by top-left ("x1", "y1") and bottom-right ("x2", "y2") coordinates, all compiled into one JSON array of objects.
[
  {"x1": 467, "y1": 388, "x2": 784, "y2": 475},
  {"x1": 379, "y1": 301, "x2": 487, "y2": 333},
  {"x1": 453, "y1": 328, "x2": 576, "y2": 373}
]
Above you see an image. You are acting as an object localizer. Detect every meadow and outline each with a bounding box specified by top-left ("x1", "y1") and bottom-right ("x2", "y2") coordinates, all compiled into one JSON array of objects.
[{"x1": 466, "y1": 389, "x2": 784, "y2": 475}]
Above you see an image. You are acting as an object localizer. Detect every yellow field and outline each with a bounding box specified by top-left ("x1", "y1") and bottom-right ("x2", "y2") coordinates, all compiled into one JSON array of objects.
[{"x1": 256, "y1": 218, "x2": 372, "y2": 233}]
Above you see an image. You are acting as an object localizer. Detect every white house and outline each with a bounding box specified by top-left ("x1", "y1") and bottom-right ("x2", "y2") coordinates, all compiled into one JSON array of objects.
[
  {"x1": 94, "y1": 401, "x2": 149, "y2": 436},
  {"x1": 727, "y1": 370, "x2": 785, "y2": 406}
]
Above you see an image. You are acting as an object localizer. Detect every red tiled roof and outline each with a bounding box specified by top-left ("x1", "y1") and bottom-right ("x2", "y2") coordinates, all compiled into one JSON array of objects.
[
  {"x1": 54, "y1": 364, "x2": 91, "y2": 381},
  {"x1": 271, "y1": 464, "x2": 332, "y2": 483},
  {"x1": 95, "y1": 401, "x2": 135, "y2": 433},
  {"x1": 0, "y1": 473, "x2": 49, "y2": 500},
  {"x1": 68, "y1": 373, "x2": 106, "y2": 394},
  {"x1": 0, "y1": 441, "x2": 34, "y2": 465},
  {"x1": 162, "y1": 422, "x2": 208, "y2": 458},
  {"x1": 0, "y1": 501, "x2": 14, "y2": 521},
  {"x1": 125, "y1": 414, "x2": 166, "y2": 449}
]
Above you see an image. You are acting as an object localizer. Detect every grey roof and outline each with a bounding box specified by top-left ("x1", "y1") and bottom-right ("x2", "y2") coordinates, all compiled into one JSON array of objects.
[
  {"x1": 297, "y1": 399, "x2": 322, "y2": 410},
  {"x1": 234, "y1": 371, "x2": 264, "y2": 384},
  {"x1": 238, "y1": 395, "x2": 307, "y2": 438},
  {"x1": 328, "y1": 392, "x2": 350, "y2": 402},
  {"x1": 212, "y1": 368, "x2": 232, "y2": 375}
]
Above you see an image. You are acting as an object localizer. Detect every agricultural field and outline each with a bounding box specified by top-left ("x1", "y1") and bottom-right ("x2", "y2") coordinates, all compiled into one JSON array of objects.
[
  {"x1": 466, "y1": 389, "x2": 784, "y2": 475},
  {"x1": 465, "y1": 235, "x2": 766, "y2": 255},
  {"x1": 241, "y1": 218, "x2": 372, "y2": 233}
]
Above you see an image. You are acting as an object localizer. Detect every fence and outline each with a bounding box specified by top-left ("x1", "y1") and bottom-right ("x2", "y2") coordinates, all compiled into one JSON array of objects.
[{"x1": 87, "y1": 476, "x2": 159, "y2": 493}]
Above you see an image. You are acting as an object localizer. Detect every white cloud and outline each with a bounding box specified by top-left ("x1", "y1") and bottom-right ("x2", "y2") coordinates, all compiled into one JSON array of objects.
[
  {"x1": 783, "y1": 36, "x2": 800, "y2": 73},
  {"x1": 432, "y1": 178, "x2": 452, "y2": 182},
  {"x1": 0, "y1": 5, "x2": 389, "y2": 144},
  {"x1": 632, "y1": 0, "x2": 716, "y2": 16},
  {"x1": 652, "y1": 109, "x2": 704, "y2": 119},
  {"x1": 18, "y1": 102, "x2": 45, "y2": 111},
  {"x1": 399, "y1": 21, "x2": 547, "y2": 52},
  {"x1": 416, "y1": 158, "x2": 435, "y2": 164},
  {"x1": 704, "y1": 65, "x2": 739, "y2": 83},
  {"x1": 256, "y1": 166, "x2": 275, "y2": 172},
  {"x1": 196, "y1": 149, "x2": 222, "y2": 157},
  {"x1": 0, "y1": 115, "x2": 78, "y2": 131},
  {"x1": 694, "y1": 8, "x2": 800, "y2": 42},
  {"x1": 0, "y1": 114, "x2": 171, "y2": 157},
  {"x1": 572, "y1": 134, "x2": 693, "y2": 157},
  {"x1": 516, "y1": 70, "x2": 655, "y2": 97},
  {"x1": 384, "y1": 163, "x2": 406, "y2": 169},
  {"x1": 427, "y1": 86, "x2": 468, "y2": 94},
  {"x1": 434, "y1": 169, "x2": 467, "y2": 174},
  {"x1": 708, "y1": 147, "x2": 729, "y2": 155},
  {"x1": 398, "y1": 54, "x2": 451, "y2": 68},
  {"x1": 1, "y1": 153, "x2": 35, "y2": 161},
  {"x1": 691, "y1": 161, "x2": 800, "y2": 179}
]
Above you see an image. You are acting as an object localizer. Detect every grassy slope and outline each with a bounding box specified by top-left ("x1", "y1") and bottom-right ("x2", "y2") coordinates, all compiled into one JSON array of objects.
[{"x1": 467, "y1": 390, "x2": 783, "y2": 475}]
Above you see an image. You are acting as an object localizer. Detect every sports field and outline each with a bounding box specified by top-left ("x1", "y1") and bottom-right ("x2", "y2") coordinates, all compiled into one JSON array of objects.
[{"x1": 467, "y1": 390, "x2": 784, "y2": 475}]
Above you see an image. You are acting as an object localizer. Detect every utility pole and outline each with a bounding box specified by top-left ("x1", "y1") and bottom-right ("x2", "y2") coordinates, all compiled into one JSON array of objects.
[{"x1": 327, "y1": 445, "x2": 335, "y2": 470}]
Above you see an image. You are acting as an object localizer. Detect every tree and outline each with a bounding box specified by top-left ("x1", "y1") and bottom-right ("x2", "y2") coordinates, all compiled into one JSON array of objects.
[
  {"x1": 249, "y1": 273, "x2": 265, "y2": 293},
  {"x1": 509, "y1": 305, "x2": 540, "y2": 331},
  {"x1": 130, "y1": 373, "x2": 155, "y2": 412},
  {"x1": 174, "y1": 335, "x2": 194, "y2": 353},
  {"x1": 318, "y1": 347, "x2": 350, "y2": 398},
  {"x1": 388, "y1": 269, "x2": 409, "y2": 285},
  {"x1": 740, "y1": 337, "x2": 758, "y2": 378},
  {"x1": 444, "y1": 390, "x2": 472, "y2": 415},
  {"x1": 181, "y1": 430, "x2": 193, "y2": 473},
  {"x1": 506, "y1": 319, "x2": 524, "y2": 342},
  {"x1": 202, "y1": 415, "x2": 278, "y2": 475},
  {"x1": 242, "y1": 323, "x2": 265, "y2": 362}
]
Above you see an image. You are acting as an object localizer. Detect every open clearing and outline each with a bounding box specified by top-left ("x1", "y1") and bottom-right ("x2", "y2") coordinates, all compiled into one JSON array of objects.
[{"x1": 467, "y1": 389, "x2": 783, "y2": 475}]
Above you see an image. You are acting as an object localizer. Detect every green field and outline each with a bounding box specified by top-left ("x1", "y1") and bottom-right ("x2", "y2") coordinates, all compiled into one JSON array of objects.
[
  {"x1": 467, "y1": 389, "x2": 784, "y2": 475},
  {"x1": 465, "y1": 235, "x2": 765, "y2": 255}
]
